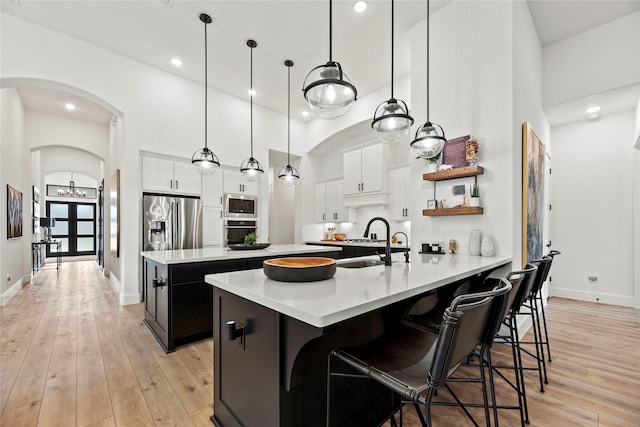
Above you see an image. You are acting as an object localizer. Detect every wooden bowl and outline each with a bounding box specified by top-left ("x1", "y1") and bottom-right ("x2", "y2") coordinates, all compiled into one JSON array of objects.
[
  {"x1": 263, "y1": 257, "x2": 337, "y2": 282},
  {"x1": 333, "y1": 234, "x2": 346, "y2": 241}
]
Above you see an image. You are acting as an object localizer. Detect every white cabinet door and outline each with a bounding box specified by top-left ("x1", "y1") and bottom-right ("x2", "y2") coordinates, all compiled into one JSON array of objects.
[
  {"x1": 361, "y1": 144, "x2": 384, "y2": 193},
  {"x1": 203, "y1": 206, "x2": 223, "y2": 246},
  {"x1": 223, "y1": 170, "x2": 259, "y2": 195},
  {"x1": 173, "y1": 162, "x2": 202, "y2": 195},
  {"x1": 389, "y1": 167, "x2": 410, "y2": 221},
  {"x1": 314, "y1": 182, "x2": 327, "y2": 223},
  {"x1": 142, "y1": 157, "x2": 174, "y2": 193},
  {"x1": 325, "y1": 180, "x2": 347, "y2": 222},
  {"x1": 343, "y1": 150, "x2": 362, "y2": 196},
  {"x1": 202, "y1": 171, "x2": 224, "y2": 206}
]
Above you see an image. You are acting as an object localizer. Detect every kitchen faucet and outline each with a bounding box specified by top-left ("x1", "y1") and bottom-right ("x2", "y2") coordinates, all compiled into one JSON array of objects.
[
  {"x1": 364, "y1": 217, "x2": 392, "y2": 266},
  {"x1": 392, "y1": 231, "x2": 410, "y2": 263}
]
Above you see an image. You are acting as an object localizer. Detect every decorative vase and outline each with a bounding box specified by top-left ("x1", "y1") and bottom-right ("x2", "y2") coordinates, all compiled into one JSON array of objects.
[
  {"x1": 480, "y1": 235, "x2": 495, "y2": 257},
  {"x1": 469, "y1": 230, "x2": 482, "y2": 256},
  {"x1": 468, "y1": 196, "x2": 480, "y2": 207},
  {"x1": 425, "y1": 162, "x2": 438, "y2": 173}
]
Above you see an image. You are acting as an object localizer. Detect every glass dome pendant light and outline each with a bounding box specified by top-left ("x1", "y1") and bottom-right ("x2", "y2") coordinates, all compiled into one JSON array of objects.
[
  {"x1": 302, "y1": 0, "x2": 357, "y2": 120},
  {"x1": 371, "y1": 0, "x2": 414, "y2": 144},
  {"x1": 240, "y1": 40, "x2": 264, "y2": 182},
  {"x1": 410, "y1": 0, "x2": 447, "y2": 160},
  {"x1": 192, "y1": 13, "x2": 221, "y2": 175},
  {"x1": 278, "y1": 60, "x2": 301, "y2": 187}
]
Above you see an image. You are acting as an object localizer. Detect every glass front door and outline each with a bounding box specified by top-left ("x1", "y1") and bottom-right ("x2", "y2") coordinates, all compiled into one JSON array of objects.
[{"x1": 46, "y1": 201, "x2": 96, "y2": 257}]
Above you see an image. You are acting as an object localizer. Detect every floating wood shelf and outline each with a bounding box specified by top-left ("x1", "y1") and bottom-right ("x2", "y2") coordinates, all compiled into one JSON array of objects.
[
  {"x1": 423, "y1": 165, "x2": 484, "y2": 181},
  {"x1": 422, "y1": 207, "x2": 484, "y2": 216}
]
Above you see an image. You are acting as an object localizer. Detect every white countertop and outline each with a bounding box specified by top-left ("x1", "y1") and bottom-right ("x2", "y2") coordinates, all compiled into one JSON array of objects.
[
  {"x1": 306, "y1": 240, "x2": 409, "y2": 249},
  {"x1": 205, "y1": 253, "x2": 512, "y2": 328},
  {"x1": 140, "y1": 244, "x2": 341, "y2": 264}
]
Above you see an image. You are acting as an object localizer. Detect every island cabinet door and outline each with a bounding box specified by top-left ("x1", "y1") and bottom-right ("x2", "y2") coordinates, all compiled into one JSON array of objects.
[
  {"x1": 143, "y1": 260, "x2": 169, "y2": 350},
  {"x1": 213, "y1": 289, "x2": 279, "y2": 427}
]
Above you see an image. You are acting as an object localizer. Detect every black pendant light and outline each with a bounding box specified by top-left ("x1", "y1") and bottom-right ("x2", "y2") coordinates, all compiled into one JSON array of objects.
[
  {"x1": 410, "y1": 0, "x2": 446, "y2": 160},
  {"x1": 372, "y1": 0, "x2": 414, "y2": 144},
  {"x1": 278, "y1": 60, "x2": 300, "y2": 186},
  {"x1": 302, "y1": 0, "x2": 357, "y2": 120},
  {"x1": 240, "y1": 39, "x2": 264, "y2": 181},
  {"x1": 192, "y1": 13, "x2": 221, "y2": 175}
]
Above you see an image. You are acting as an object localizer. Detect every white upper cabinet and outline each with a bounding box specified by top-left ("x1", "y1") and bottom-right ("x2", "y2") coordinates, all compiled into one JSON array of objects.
[
  {"x1": 314, "y1": 182, "x2": 327, "y2": 223},
  {"x1": 142, "y1": 156, "x2": 202, "y2": 196},
  {"x1": 343, "y1": 144, "x2": 386, "y2": 196},
  {"x1": 223, "y1": 169, "x2": 259, "y2": 196},
  {"x1": 389, "y1": 166, "x2": 411, "y2": 221},
  {"x1": 342, "y1": 143, "x2": 389, "y2": 207},
  {"x1": 314, "y1": 180, "x2": 349, "y2": 223},
  {"x1": 325, "y1": 180, "x2": 347, "y2": 222},
  {"x1": 202, "y1": 171, "x2": 224, "y2": 207}
]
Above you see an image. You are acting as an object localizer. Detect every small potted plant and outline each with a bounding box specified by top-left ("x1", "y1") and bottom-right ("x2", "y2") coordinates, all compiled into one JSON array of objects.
[
  {"x1": 469, "y1": 183, "x2": 480, "y2": 207},
  {"x1": 417, "y1": 151, "x2": 441, "y2": 173},
  {"x1": 244, "y1": 232, "x2": 257, "y2": 246}
]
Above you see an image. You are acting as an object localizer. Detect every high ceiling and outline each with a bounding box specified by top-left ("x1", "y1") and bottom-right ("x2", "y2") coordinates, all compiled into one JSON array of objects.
[{"x1": 3, "y1": 0, "x2": 639, "y2": 126}]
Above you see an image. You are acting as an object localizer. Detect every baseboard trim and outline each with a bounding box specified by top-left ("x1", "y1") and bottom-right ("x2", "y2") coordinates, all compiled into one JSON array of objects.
[
  {"x1": 550, "y1": 287, "x2": 635, "y2": 307},
  {"x1": 120, "y1": 292, "x2": 141, "y2": 305},
  {"x1": 0, "y1": 276, "x2": 29, "y2": 306}
]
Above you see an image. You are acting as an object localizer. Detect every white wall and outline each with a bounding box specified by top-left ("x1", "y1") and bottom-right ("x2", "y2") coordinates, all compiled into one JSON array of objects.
[
  {"x1": 551, "y1": 110, "x2": 636, "y2": 306},
  {"x1": 543, "y1": 11, "x2": 640, "y2": 107},
  {"x1": 0, "y1": 88, "x2": 29, "y2": 304},
  {"x1": 2, "y1": 14, "x2": 305, "y2": 304},
  {"x1": 409, "y1": 1, "x2": 518, "y2": 261},
  {"x1": 513, "y1": 0, "x2": 551, "y2": 267}
]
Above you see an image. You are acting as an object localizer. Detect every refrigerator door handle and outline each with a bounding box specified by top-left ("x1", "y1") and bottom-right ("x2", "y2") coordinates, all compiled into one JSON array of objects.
[{"x1": 175, "y1": 201, "x2": 180, "y2": 249}]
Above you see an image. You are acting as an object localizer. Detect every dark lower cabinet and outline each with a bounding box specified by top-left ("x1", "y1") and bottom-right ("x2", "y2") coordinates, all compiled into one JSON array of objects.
[
  {"x1": 143, "y1": 261, "x2": 169, "y2": 349},
  {"x1": 143, "y1": 250, "x2": 341, "y2": 353},
  {"x1": 213, "y1": 288, "x2": 280, "y2": 427}
]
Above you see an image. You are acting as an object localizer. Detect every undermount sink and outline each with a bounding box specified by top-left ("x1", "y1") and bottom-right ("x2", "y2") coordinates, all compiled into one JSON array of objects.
[{"x1": 337, "y1": 259, "x2": 388, "y2": 268}]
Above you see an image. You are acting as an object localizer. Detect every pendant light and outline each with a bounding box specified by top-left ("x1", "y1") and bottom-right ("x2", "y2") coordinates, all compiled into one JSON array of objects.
[
  {"x1": 240, "y1": 39, "x2": 264, "y2": 182},
  {"x1": 372, "y1": 0, "x2": 414, "y2": 144},
  {"x1": 302, "y1": 0, "x2": 357, "y2": 120},
  {"x1": 410, "y1": 0, "x2": 446, "y2": 160},
  {"x1": 192, "y1": 13, "x2": 221, "y2": 175},
  {"x1": 278, "y1": 60, "x2": 300, "y2": 186}
]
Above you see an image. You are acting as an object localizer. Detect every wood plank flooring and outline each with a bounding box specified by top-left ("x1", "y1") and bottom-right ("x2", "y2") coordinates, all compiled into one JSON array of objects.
[{"x1": 1, "y1": 260, "x2": 639, "y2": 426}]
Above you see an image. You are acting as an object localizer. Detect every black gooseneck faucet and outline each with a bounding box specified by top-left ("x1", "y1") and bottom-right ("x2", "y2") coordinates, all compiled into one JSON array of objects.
[
  {"x1": 364, "y1": 217, "x2": 392, "y2": 266},
  {"x1": 392, "y1": 231, "x2": 410, "y2": 263}
]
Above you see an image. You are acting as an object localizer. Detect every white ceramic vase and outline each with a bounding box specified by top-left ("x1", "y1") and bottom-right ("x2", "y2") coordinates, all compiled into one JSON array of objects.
[
  {"x1": 425, "y1": 162, "x2": 438, "y2": 173},
  {"x1": 468, "y1": 196, "x2": 480, "y2": 207},
  {"x1": 469, "y1": 230, "x2": 482, "y2": 256},
  {"x1": 481, "y1": 235, "x2": 495, "y2": 257}
]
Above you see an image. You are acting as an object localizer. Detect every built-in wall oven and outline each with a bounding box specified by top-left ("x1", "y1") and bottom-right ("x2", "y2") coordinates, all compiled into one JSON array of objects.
[
  {"x1": 224, "y1": 220, "x2": 258, "y2": 246},
  {"x1": 224, "y1": 193, "x2": 258, "y2": 219}
]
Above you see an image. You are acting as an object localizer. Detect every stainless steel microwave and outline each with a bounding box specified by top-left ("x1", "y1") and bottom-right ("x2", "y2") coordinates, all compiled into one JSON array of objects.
[{"x1": 224, "y1": 193, "x2": 258, "y2": 218}]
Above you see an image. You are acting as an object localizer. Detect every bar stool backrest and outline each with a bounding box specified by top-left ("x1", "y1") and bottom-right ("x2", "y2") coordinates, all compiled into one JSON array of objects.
[
  {"x1": 528, "y1": 256, "x2": 553, "y2": 298},
  {"x1": 428, "y1": 278, "x2": 512, "y2": 388}
]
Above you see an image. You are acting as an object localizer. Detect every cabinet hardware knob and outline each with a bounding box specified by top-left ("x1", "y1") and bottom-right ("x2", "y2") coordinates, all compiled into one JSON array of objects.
[
  {"x1": 170, "y1": 180, "x2": 173, "y2": 189},
  {"x1": 226, "y1": 320, "x2": 245, "y2": 343},
  {"x1": 176, "y1": 180, "x2": 179, "y2": 189},
  {"x1": 152, "y1": 277, "x2": 165, "y2": 288}
]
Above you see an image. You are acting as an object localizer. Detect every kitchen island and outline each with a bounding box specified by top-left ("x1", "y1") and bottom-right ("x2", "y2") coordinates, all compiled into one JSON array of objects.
[
  {"x1": 140, "y1": 244, "x2": 341, "y2": 352},
  {"x1": 205, "y1": 252, "x2": 512, "y2": 427}
]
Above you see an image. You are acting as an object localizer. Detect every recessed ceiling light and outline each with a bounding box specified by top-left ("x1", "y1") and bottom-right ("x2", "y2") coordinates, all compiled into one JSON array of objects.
[
  {"x1": 302, "y1": 111, "x2": 309, "y2": 117},
  {"x1": 64, "y1": 103, "x2": 76, "y2": 111},
  {"x1": 248, "y1": 89, "x2": 256, "y2": 96},
  {"x1": 586, "y1": 106, "x2": 600, "y2": 114},
  {"x1": 171, "y1": 57, "x2": 183, "y2": 67},
  {"x1": 354, "y1": 1, "x2": 367, "y2": 13}
]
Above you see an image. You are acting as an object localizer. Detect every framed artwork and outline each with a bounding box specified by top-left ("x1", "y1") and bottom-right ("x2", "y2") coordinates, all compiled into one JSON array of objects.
[
  {"x1": 522, "y1": 122, "x2": 545, "y2": 266},
  {"x1": 32, "y1": 185, "x2": 40, "y2": 203},
  {"x1": 110, "y1": 169, "x2": 120, "y2": 258},
  {"x1": 442, "y1": 135, "x2": 469, "y2": 168},
  {"x1": 7, "y1": 184, "x2": 23, "y2": 239}
]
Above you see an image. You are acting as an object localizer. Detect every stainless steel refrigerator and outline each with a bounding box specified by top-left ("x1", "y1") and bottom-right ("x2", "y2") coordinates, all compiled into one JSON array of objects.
[{"x1": 142, "y1": 194, "x2": 202, "y2": 251}]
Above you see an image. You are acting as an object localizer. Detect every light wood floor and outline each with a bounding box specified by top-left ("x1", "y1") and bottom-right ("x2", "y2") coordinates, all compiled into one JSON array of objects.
[{"x1": 1, "y1": 261, "x2": 639, "y2": 427}]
